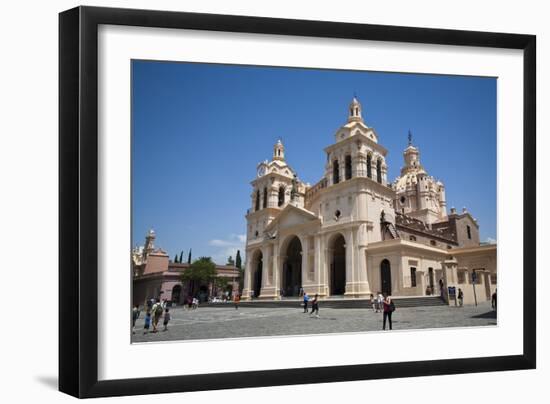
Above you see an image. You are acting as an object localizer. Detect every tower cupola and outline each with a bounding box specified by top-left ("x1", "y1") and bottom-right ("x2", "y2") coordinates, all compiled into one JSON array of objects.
[
  {"x1": 273, "y1": 139, "x2": 285, "y2": 161},
  {"x1": 403, "y1": 130, "x2": 421, "y2": 172},
  {"x1": 348, "y1": 96, "x2": 363, "y2": 123}
]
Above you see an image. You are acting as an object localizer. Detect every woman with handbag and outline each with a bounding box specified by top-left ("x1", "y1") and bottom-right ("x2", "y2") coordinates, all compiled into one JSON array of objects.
[{"x1": 382, "y1": 294, "x2": 394, "y2": 330}]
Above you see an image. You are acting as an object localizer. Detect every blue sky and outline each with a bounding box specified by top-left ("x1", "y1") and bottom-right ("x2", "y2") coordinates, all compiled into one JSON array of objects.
[{"x1": 132, "y1": 61, "x2": 497, "y2": 264}]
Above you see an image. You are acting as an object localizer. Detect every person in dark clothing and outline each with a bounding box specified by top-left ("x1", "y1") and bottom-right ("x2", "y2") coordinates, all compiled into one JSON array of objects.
[
  {"x1": 492, "y1": 289, "x2": 497, "y2": 311},
  {"x1": 382, "y1": 294, "x2": 393, "y2": 330},
  {"x1": 458, "y1": 288, "x2": 464, "y2": 307},
  {"x1": 309, "y1": 294, "x2": 319, "y2": 318}
]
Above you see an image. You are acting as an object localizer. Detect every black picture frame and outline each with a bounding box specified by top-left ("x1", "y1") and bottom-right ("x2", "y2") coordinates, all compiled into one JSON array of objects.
[{"x1": 59, "y1": 5, "x2": 536, "y2": 398}]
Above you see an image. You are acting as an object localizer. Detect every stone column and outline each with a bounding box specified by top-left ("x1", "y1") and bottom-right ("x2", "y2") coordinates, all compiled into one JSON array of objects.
[
  {"x1": 344, "y1": 229, "x2": 355, "y2": 296},
  {"x1": 320, "y1": 233, "x2": 331, "y2": 297},
  {"x1": 301, "y1": 236, "x2": 310, "y2": 289},
  {"x1": 353, "y1": 225, "x2": 371, "y2": 297},
  {"x1": 260, "y1": 243, "x2": 279, "y2": 299},
  {"x1": 371, "y1": 158, "x2": 377, "y2": 181},
  {"x1": 261, "y1": 245, "x2": 269, "y2": 287},
  {"x1": 273, "y1": 243, "x2": 281, "y2": 299},
  {"x1": 241, "y1": 254, "x2": 253, "y2": 300},
  {"x1": 381, "y1": 162, "x2": 388, "y2": 185},
  {"x1": 441, "y1": 258, "x2": 458, "y2": 305},
  {"x1": 418, "y1": 270, "x2": 426, "y2": 295},
  {"x1": 355, "y1": 153, "x2": 366, "y2": 178},
  {"x1": 312, "y1": 235, "x2": 319, "y2": 284},
  {"x1": 269, "y1": 188, "x2": 278, "y2": 208}
]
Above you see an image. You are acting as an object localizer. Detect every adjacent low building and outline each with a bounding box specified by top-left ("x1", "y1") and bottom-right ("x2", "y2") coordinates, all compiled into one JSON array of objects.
[
  {"x1": 132, "y1": 230, "x2": 240, "y2": 304},
  {"x1": 242, "y1": 98, "x2": 496, "y2": 305}
]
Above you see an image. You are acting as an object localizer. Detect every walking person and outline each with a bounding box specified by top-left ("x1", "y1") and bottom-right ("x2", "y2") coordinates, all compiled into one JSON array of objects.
[
  {"x1": 162, "y1": 308, "x2": 171, "y2": 331},
  {"x1": 492, "y1": 289, "x2": 497, "y2": 312},
  {"x1": 377, "y1": 291, "x2": 384, "y2": 314},
  {"x1": 234, "y1": 294, "x2": 240, "y2": 310},
  {"x1": 303, "y1": 292, "x2": 309, "y2": 313},
  {"x1": 309, "y1": 294, "x2": 319, "y2": 318},
  {"x1": 132, "y1": 304, "x2": 140, "y2": 334},
  {"x1": 152, "y1": 301, "x2": 163, "y2": 332},
  {"x1": 143, "y1": 310, "x2": 151, "y2": 334},
  {"x1": 458, "y1": 288, "x2": 464, "y2": 307},
  {"x1": 382, "y1": 294, "x2": 394, "y2": 330},
  {"x1": 370, "y1": 293, "x2": 377, "y2": 312}
]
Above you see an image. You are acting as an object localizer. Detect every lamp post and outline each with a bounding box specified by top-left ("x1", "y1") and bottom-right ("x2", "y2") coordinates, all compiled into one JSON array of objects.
[{"x1": 472, "y1": 270, "x2": 478, "y2": 306}]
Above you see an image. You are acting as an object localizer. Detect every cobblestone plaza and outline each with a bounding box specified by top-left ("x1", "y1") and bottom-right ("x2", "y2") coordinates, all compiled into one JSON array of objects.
[{"x1": 131, "y1": 301, "x2": 496, "y2": 343}]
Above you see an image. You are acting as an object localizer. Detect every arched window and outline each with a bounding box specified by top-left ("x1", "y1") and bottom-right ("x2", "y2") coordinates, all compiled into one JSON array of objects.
[
  {"x1": 333, "y1": 160, "x2": 340, "y2": 184},
  {"x1": 278, "y1": 186, "x2": 285, "y2": 207},
  {"x1": 263, "y1": 187, "x2": 267, "y2": 209},
  {"x1": 366, "y1": 154, "x2": 372, "y2": 178},
  {"x1": 345, "y1": 155, "x2": 352, "y2": 180},
  {"x1": 376, "y1": 159, "x2": 382, "y2": 183},
  {"x1": 255, "y1": 190, "x2": 260, "y2": 211}
]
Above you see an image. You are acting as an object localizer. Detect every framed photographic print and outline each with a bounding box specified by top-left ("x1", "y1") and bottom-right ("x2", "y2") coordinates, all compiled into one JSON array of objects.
[{"x1": 59, "y1": 5, "x2": 536, "y2": 398}]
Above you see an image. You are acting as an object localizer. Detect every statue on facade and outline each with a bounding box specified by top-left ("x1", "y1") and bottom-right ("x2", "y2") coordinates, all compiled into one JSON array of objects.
[{"x1": 290, "y1": 174, "x2": 298, "y2": 201}]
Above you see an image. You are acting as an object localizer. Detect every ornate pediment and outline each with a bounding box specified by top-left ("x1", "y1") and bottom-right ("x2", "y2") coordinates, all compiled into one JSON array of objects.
[{"x1": 264, "y1": 204, "x2": 320, "y2": 234}]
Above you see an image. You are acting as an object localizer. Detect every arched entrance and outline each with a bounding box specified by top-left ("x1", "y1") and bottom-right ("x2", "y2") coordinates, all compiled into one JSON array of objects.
[
  {"x1": 171, "y1": 284, "x2": 182, "y2": 304},
  {"x1": 380, "y1": 259, "x2": 392, "y2": 295},
  {"x1": 282, "y1": 236, "x2": 302, "y2": 297},
  {"x1": 329, "y1": 234, "x2": 346, "y2": 296},
  {"x1": 252, "y1": 250, "x2": 263, "y2": 298}
]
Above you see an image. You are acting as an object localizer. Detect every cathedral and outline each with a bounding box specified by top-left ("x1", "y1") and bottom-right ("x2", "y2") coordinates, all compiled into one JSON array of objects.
[{"x1": 242, "y1": 97, "x2": 496, "y2": 305}]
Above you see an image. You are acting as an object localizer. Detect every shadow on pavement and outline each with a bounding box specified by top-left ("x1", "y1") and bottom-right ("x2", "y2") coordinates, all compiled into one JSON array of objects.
[{"x1": 471, "y1": 310, "x2": 496, "y2": 319}]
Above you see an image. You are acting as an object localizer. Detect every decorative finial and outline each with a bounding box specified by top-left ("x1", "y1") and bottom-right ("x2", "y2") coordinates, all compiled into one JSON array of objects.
[{"x1": 408, "y1": 130, "x2": 412, "y2": 146}]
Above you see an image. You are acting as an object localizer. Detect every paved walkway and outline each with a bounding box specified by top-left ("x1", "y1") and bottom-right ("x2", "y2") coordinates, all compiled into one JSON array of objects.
[{"x1": 131, "y1": 301, "x2": 496, "y2": 343}]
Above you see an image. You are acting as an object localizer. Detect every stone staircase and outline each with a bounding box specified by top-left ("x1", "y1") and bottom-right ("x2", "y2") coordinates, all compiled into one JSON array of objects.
[{"x1": 224, "y1": 296, "x2": 447, "y2": 309}]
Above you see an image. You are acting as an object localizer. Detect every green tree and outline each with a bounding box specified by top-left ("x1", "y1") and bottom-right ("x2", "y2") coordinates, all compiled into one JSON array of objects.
[
  {"x1": 235, "y1": 250, "x2": 244, "y2": 293},
  {"x1": 181, "y1": 256, "x2": 217, "y2": 285},
  {"x1": 179, "y1": 250, "x2": 183, "y2": 263},
  {"x1": 174, "y1": 254, "x2": 178, "y2": 263},
  {"x1": 226, "y1": 255, "x2": 235, "y2": 266},
  {"x1": 235, "y1": 250, "x2": 242, "y2": 269},
  {"x1": 187, "y1": 249, "x2": 192, "y2": 264}
]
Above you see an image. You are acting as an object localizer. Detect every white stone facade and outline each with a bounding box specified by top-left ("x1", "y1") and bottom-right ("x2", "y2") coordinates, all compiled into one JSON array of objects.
[{"x1": 242, "y1": 98, "x2": 496, "y2": 303}]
